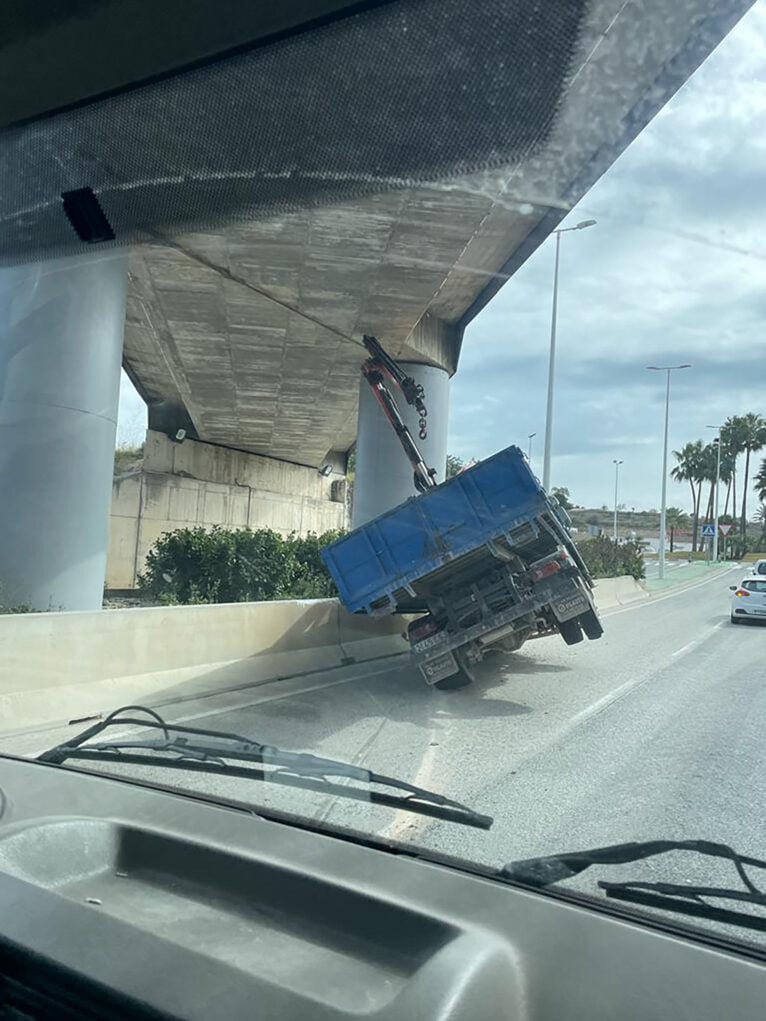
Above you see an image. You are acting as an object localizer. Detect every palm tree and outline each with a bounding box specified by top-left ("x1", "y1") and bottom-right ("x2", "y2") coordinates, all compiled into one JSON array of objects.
[
  {"x1": 720, "y1": 445, "x2": 735, "y2": 518},
  {"x1": 712, "y1": 423, "x2": 736, "y2": 518},
  {"x1": 723, "y1": 416, "x2": 746, "y2": 531},
  {"x1": 699, "y1": 443, "x2": 719, "y2": 525},
  {"x1": 665, "y1": 507, "x2": 689, "y2": 528},
  {"x1": 665, "y1": 507, "x2": 689, "y2": 553},
  {"x1": 756, "y1": 504, "x2": 766, "y2": 550},
  {"x1": 671, "y1": 440, "x2": 704, "y2": 551},
  {"x1": 756, "y1": 458, "x2": 766, "y2": 504},
  {"x1": 737, "y1": 413, "x2": 766, "y2": 549}
]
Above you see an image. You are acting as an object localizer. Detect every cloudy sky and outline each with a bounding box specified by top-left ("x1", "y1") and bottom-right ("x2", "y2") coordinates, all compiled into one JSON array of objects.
[
  {"x1": 118, "y1": 1, "x2": 766, "y2": 511},
  {"x1": 449, "y1": 0, "x2": 766, "y2": 511}
]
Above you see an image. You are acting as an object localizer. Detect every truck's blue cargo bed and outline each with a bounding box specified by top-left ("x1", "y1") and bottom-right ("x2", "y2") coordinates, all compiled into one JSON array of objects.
[{"x1": 322, "y1": 445, "x2": 550, "y2": 614}]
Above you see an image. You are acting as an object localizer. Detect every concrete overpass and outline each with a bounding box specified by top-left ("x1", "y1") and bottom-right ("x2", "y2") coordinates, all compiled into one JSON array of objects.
[
  {"x1": 124, "y1": 0, "x2": 737, "y2": 470},
  {"x1": 0, "y1": 0, "x2": 754, "y2": 608}
]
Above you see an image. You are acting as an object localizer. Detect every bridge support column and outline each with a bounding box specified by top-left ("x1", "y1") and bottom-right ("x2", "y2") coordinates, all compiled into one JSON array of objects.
[
  {"x1": 0, "y1": 252, "x2": 128, "y2": 610},
  {"x1": 352, "y1": 362, "x2": 449, "y2": 529}
]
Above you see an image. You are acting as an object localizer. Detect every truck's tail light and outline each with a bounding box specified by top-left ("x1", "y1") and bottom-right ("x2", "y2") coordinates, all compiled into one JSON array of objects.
[
  {"x1": 735, "y1": 588, "x2": 750, "y2": 597},
  {"x1": 409, "y1": 616, "x2": 439, "y2": 639},
  {"x1": 531, "y1": 559, "x2": 561, "y2": 584}
]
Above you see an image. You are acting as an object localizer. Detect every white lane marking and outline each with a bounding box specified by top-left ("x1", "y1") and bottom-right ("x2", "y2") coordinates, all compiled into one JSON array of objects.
[
  {"x1": 671, "y1": 620, "x2": 726, "y2": 659},
  {"x1": 671, "y1": 639, "x2": 698, "y2": 658},
  {"x1": 383, "y1": 727, "x2": 441, "y2": 842},
  {"x1": 555, "y1": 587, "x2": 733, "y2": 736},
  {"x1": 563, "y1": 676, "x2": 649, "y2": 731}
]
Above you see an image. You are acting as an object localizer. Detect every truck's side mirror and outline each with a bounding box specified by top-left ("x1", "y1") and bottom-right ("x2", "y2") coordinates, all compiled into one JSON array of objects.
[{"x1": 729, "y1": 585, "x2": 737, "y2": 591}]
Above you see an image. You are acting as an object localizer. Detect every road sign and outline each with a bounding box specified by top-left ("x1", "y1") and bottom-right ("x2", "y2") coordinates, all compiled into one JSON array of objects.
[
  {"x1": 701, "y1": 523, "x2": 715, "y2": 537},
  {"x1": 719, "y1": 523, "x2": 732, "y2": 536}
]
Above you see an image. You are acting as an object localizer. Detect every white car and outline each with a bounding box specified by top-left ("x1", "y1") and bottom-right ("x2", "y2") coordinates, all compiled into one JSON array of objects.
[
  {"x1": 748, "y1": 558, "x2": 766, "y2": 577},
  {"x1": 730, "y1": 577, "x2": 766, "y2": 623}
]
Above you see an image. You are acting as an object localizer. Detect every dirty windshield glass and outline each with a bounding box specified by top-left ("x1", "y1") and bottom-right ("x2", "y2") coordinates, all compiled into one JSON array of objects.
[{"x1": 2, "y1": 0, "x2": 766, "y2": 955}]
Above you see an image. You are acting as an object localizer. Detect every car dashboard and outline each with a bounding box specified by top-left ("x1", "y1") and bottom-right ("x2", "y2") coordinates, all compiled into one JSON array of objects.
[{"x1": 0, "y1": 755, "x2": 763, "y2": 1020}]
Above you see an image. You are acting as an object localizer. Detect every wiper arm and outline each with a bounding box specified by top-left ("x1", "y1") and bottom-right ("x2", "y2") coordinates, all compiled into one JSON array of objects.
[
  {"x1": 500, "y1": 839, "x2": 766, "y2": 889},
  {"x1": 599, "y1": 881, "x2": 766, "y2": 936},
  {"x1": 501, "y1": 839, "x2": 766, "y2": 935},
  {"x1": 37, "y1": 705, "x2": 492, "y2": 830}
]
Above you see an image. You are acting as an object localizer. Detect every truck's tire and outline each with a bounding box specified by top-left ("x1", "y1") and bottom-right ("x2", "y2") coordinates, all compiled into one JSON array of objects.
[
  {"x1": 579, "y1": 608, "x2": 604, "y2": 641},
  {"x1": 558, "y1": 619, "x2": 583, "y2": 645},
  {"x1": 434, "y1": 670, "x2": 472, "y2": 690},
  {"x1": 434, "y1": 647, "x2": 476, "y2": 690}
]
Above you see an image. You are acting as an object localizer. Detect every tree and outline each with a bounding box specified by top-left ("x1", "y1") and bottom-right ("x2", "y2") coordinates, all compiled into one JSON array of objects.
[
  {"x1": 665, "y1": 506, "x2": 689, "y2": 553},
  {"x1": 671, "y1": 440, "x2": 704, "y2": 551},
  {"x1": 698, "y1": 443, "x2": 719, "y2": 525},
  {"x1": 665, "y1": 507, "x2": 689, "y2": 529},
  {"x1": 756, "y1": 504, "x2": 766, "y2": 549},
  {"x1": 755, "y1": 458, "x2": 766, "y2": 504},
  {"x1": 446, "y1": 454, "x2": 465, "y2": 478},
  {"x1": 551, "y1": 486, "x2": 573, "y2": 510},
  {"x1": 737, "y1": 413, "x2": 766, "y2": 549},
  {"x1": 719, "y1": 451, "x2": 734, "y2": 518},
  {"x1": 723, "y1": 415, "x2": 748, "y2": 540}
]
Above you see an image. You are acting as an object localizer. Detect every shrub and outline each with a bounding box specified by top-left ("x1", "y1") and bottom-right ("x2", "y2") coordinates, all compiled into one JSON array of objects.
[
  {"x1": 578, "y1": 536, "x2": 645, "y2": 581},
  {"x1": 139, "y1": 526, "x2": 295, "y2": 604},
  {"x1": 138, "y1": 526, "x2": 343, "y2": 604},
  {"x1": 286, "y1": 530, "x2": 343, "y2": 598}
]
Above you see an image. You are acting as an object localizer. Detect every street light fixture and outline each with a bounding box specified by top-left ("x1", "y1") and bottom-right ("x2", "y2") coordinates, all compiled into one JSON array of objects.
[
  {"x1": 612, "y1": 459, "x2": 623, "y2": 542},
  {"x1": 542, "y1": 218, "x2": 597, "y2": 492},
  {"x1": 527, "y1": 432, "x2": 536, "y2": 461},
  {"x1": 707, "y1": 424, "x2": 724, "y2": 562},
  {"x1": 647, "y1": 364, "x2": 691, "y2": 579}
]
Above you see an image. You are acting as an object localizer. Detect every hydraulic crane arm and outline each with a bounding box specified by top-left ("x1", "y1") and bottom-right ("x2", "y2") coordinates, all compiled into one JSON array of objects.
[{"x1": 361, "y1": 335, "x2": 437, "y2": 494}]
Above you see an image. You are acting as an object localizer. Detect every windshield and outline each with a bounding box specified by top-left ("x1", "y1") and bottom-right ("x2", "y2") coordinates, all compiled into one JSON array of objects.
[{"x1": 2, "y1": 0, "x2": 766, "y2": 959}]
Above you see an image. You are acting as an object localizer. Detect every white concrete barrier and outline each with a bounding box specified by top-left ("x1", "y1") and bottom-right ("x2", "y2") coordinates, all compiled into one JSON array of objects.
[
  {"x1": 593, "y1": 575, "x2": 649, "y2": 611},
  {"x1": 0, "y1": 600, "x2": 407, "y2": 733}
]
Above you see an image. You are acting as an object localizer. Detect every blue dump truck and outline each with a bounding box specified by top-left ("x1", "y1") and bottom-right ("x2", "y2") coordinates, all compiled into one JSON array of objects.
[{"x1": 322, "y1": 444, "x2": 602, "y2": 690}]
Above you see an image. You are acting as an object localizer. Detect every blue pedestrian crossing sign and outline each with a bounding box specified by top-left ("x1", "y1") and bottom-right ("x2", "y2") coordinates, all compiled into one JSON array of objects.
[{"x1": 701, "y1": 523, "x2": 716, "y2": 537}]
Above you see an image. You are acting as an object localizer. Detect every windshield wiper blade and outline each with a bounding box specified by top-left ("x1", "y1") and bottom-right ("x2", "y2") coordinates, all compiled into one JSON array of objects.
[
  {"x1": 500, "y1": 839, "x2": 766, "y2": 889},
  {"x1": 599, "y1": 881, "x2": 766, "y2": 935},
  {"x1": 37, "y1": 705, "x2": 493, "y2": 830}
]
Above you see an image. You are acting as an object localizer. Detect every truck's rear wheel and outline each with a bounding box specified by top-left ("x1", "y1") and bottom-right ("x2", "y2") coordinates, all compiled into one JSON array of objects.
[
  {"x1": 579, "y1": 608, "x2": 603, "y2": 640},
  {"x1": 434, "y1": 647, "x2": 476, "y2": 690},
  {"x1": 558, "y1": 619, "x2": 583, "y2": 645}
]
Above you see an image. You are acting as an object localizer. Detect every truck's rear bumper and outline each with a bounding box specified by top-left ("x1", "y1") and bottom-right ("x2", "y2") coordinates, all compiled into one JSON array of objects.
[{"x1": 410, "y1": 572, "x2": 594, "y2": 668}]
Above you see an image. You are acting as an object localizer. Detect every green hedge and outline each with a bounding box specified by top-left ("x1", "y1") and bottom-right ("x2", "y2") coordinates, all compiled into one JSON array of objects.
[
  {"x1": 138, "y1": 526, "x2": 343, "y2": 604},
  {"x1": 138, "y1": 525, "x2": 644, "y2": 606},
  {"x1": 578, "y1": 536, "x2": 645, "y2": 581}
]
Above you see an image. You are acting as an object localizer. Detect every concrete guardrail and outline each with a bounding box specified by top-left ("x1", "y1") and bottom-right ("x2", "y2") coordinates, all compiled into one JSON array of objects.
[
  {"x1": 0, "y1": 600, "x2": 408, "y2": 733},
  {"x1": 0, "y1": 577, "x2": 660, "y2": 733},
  {"x1": 592, "y1": 575, "x2": 649, "y2": 611}
]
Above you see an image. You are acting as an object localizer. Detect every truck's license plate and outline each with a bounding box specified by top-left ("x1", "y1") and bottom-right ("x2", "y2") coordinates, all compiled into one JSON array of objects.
[
  {"x1": 420, "y1": 651, "x2": 458, "y2": 685},
  {"x1": 412, "y1": 631, "x2": 448, "y2": 653},
  {"x1": 553, "y1": 594, "x2": 589, "y2": 619}
]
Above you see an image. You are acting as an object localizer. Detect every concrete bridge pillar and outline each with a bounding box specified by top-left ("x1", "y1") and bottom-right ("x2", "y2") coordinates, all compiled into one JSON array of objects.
[
  {"x1": 0, "y1": 252, "x2": 128, "y2": 610},
  {"x1": 352, "y1": 362, "x2": 450, "y2": 529}
]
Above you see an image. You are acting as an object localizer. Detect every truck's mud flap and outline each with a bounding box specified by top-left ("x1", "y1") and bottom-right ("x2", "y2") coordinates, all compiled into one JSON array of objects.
[
  {"x1": 419, "y1": 650, "x2": 459, "y2": 685},
  {"x1": 551, "y1": 590, "x2": 591, "y2": 622}
]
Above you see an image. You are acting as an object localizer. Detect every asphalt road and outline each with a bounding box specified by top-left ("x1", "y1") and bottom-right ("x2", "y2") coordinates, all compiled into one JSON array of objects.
[{"x1": 6, "y1": 563, "x2": 765, "y2": 945}]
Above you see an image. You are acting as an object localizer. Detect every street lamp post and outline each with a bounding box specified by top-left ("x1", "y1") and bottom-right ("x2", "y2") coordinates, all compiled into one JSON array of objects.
[
  {"x1": 527, "y1": 432, "x2": 536, "y2": 462},
  {"x1": 647, "y1": 364, "x2": 691, "y2": 580},
  {"x1": 612, "y1": 459, "x2": 623, "y2": 542},
  {"x1": 707, "y1": 425, "x2": 723, "y2": 563},
  {"x1": 542, "y1": 218, "x2": 597, "y2": 492}
]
